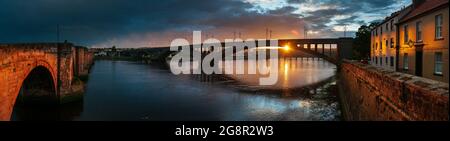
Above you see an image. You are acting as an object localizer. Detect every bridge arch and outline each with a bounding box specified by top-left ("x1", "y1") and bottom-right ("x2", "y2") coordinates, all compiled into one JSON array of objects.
[
  {"x1": 15, "y1": 65, "x2": 58, "y2": 106},
  {"x1": 3, "y1": 59, "x2": 59, "y2": 120}
]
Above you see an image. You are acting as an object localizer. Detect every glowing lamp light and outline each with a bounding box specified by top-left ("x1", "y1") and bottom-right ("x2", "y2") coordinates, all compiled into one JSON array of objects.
[{"x1": 283, "y1": 45, "x2": 290, "y2": 51}]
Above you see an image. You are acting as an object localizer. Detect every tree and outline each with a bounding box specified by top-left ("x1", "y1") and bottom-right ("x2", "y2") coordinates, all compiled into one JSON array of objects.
[
  {"x1": 353, "y1": 22, "x2": 379, "y2": 60},
  {"x1": 112, "y1": 45, "x2": 117, "y2": 52}
]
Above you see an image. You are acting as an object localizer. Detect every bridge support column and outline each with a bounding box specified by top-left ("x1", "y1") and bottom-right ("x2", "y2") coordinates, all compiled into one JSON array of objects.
[
  {"x1": 322, "y1": 44, "x2": 325, "y2": 55},
  {"x1": 329, "y1": 45, "x2": 332, "y2": 56},
  {"x1": 314, "y1": 44, "x2": 318, "y2": 52}
]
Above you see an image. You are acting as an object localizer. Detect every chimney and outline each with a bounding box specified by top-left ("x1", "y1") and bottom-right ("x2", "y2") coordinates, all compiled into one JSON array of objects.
[{"x1": 413, "y1": 0, "x2": 425, "y2": 8}]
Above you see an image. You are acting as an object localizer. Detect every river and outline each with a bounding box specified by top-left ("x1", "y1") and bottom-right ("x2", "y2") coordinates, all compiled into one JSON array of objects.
[{"x1": 12, "y1": 58, "x2": 341, "y2": 121}]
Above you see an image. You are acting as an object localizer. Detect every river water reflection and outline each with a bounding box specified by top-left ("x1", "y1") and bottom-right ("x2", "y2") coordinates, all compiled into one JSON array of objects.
[{"x1": 12, "y1": 59, "x2": 340, "y2": 121}]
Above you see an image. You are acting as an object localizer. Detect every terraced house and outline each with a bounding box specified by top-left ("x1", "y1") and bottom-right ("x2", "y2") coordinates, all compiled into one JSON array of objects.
[
  {"x1": 371, "y1": 0, "x2": 449, "y2": 83},
  {"x1": 371, "y1": 5, "x2": 411, "y2": 71}
]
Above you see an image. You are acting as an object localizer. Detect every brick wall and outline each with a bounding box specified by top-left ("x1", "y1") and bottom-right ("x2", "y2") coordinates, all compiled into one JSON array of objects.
[{"x1": 339, "y1": 60, "x2": 448, "y2": 121}]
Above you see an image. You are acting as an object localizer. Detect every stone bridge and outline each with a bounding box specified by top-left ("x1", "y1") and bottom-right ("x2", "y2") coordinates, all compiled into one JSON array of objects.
[{"x1": 0, "y1": 43, "x2": 94, "y2": 120}]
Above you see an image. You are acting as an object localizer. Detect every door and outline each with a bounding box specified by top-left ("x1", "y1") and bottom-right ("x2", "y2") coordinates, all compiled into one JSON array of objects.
[{"x1": 415, "y1": 51, "x2": 423, "y2": 76}]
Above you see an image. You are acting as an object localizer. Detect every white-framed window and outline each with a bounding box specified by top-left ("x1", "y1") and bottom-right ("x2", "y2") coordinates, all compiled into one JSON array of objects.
[
  {"x1": 435, "y1": 14, "x2": 443, "y2": 39},
  {"x1": 416, "y1": 21, "x2": 422, "y2": 42},
  {"x1": 434, "y1": 52, "x2": 443, "y2": 75},
  {"x1": 403, "y1": 53, "x2": 409, "y2": 70}
]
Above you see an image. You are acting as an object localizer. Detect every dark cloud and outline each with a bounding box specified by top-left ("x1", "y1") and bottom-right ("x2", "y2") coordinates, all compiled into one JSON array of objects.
[
  {"x1": 0, "y1": 0, "x2": 409, "y2": 47},
  {"x1": 0, "y1": 0, "x2": 255, "y2": 46},
  {"x1": 286, "y1": 0, "x2": 307, "y2": 4},
  {"x1": 287, "y1": 0, "x2": 406, "y2": 37}
]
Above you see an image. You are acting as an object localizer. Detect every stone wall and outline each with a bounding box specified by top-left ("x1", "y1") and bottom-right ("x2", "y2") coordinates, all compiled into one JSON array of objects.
[{"x1": 339, "y1": 60, "x2": 449, "y2": 121}]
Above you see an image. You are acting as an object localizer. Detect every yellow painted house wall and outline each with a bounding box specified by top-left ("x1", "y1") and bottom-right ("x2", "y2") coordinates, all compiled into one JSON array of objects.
[
  {"x1": 371, "y1": 16, "x2": 398, "y2": 71},
  {"x1": 399, "y1": 7, "x2": 449, "y2": 83}
]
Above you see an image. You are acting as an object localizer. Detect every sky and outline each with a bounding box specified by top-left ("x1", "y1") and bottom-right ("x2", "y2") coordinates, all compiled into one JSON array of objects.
[{"x1": 0, "y1": 0, "x2": 411, "y2": 48}]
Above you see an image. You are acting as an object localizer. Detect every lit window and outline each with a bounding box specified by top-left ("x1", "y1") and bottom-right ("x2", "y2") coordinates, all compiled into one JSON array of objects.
[
  {"x1": 380, "y1": 41, "x2": 382, "y2": 50},
  {"x1": 403, "y1": 53, "x2": 409, "y2": 70},
  {"x1": 385, "y1": 40, "x2": 388, "y2": 49},
  {"x1": 434, "y1": 52, "x2": 443, "y2": 75},
  {"x1": 435, "y1": 14, "x2": 443, "y2": 39},
  {"x1": 416, "y1": 21, "x2": 422, "y2": 42},
  {"x1": 404, "y1": 24, "x2": 409, "y2": 43},
  {"x1": 390, "y1": 38, "x2": 394, "y2": 48}
]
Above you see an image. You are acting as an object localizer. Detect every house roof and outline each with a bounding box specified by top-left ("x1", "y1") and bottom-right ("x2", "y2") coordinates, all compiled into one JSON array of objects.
[
  {"x1": 400, "y1": 0, "x2": 449, "y2": 23},
  {"x1": 371, "y1": 5, "x2": 412, "y2": 30}
]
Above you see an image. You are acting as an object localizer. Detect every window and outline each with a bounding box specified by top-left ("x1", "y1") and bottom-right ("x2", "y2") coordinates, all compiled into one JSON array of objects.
[
  {"x1": 386, "y1": 23, "x2": 389, "y2": 31},
  {"x1": 391, "y1": 20, "x2": 394, "y2": 31},
  {"x1": 380, "y1": 57, "x2": 383, "y2": 65},
  {"x1": 404, "y1": 24, "x2": 409, "y2": 43},
  {"x1": 390, "y1": 38, "x2": 394, "y2": 48},
  {"x1": 380, "y1": 27, "x2": 383, "y2": 35},
  {"x1": 403, "y1": 53, "x2": 409, "y2": 70},
  {"x1": 376, "y1": 56, "x2": 378, "y2": 64},
  {"x1": 386, "y1": 39, "x2": 388, "y2": 49},
  {"x1": 435, "y1": 14, "x2": 443, "y2": 39},
  {"x1": 390, "y1": 57, "x2": 394, "y2": 67},
  {"x1": 385, "y1": 57, "x2": 388, "y2": 66},
  {"x1": 376, "y1": 43, "x2": 378, "y2": 50},
  {"x1": 416, "y1": 21, "x2": 422, "y2": 42},
  {"x1": 380, "y1": 41, "x2": 382, "y2": 50},
  {"x1": 434, "y1": 52, "x2": 443, "y2": 75}
]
